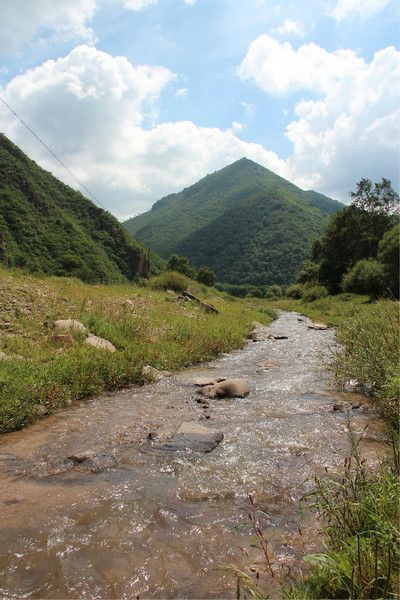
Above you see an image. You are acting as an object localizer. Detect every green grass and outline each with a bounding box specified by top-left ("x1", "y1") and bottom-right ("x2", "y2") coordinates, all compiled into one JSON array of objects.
[{"x1": 0, "y1": 266, "x2": 275, "y2": 433}]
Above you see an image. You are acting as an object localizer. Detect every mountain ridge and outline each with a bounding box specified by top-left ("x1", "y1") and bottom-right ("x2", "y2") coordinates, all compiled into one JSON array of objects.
[
  {"x1": 0, "y1": 133, "x2": 162, "y2": 282},
  {"x1": 124, "y1": 157, "x2": 343, "y2": 286}
]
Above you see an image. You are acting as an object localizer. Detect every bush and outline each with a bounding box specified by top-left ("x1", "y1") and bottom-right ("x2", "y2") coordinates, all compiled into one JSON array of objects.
[
  {"x1": 166, "y1": 254, "x2": 195, "y2": 278},
  {"x1": 286, "y1": 283, "x2": 303, "y2": 299},
  {"x1": 297, "y1": 260, "x2": 319, "y2": 284},
  {"x1": 265, "y1": 284, "x2": 283, "y2": 298},
  {"x1": 342, "y1": 259, "x2": 386, "y2": 298},
  {"x1": 148, "y1": 270, "x2": 191, "y2": 292},
  {"x1": 301, "y1": 285, "x2": 329, "y2": 302},
  {"x1": 378, "y1": 225, "x2": 399, "y2": 297},
  {"x1": 196, "y1": 266, "x2": 216, "y2": 287}
]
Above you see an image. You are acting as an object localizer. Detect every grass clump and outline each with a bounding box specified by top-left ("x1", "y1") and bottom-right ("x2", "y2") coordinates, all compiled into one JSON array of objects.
[
  {"x1": 0, "y1": 266, "x2": 274, "y2": 433},
  {"x1": 148, "y1": 270, "x2": 192, "y2": 292}
]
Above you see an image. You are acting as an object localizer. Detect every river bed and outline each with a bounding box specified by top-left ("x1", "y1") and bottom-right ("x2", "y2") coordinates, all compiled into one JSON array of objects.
[{"x1": 0, "y1": 312, "x2": 387, "y2": 598}]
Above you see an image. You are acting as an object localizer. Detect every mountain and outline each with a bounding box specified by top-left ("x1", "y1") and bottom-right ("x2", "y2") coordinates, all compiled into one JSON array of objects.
[
  {"x1": 0, "y1": 134, "x2": 162, "y2": 283},
  {"x1": 124, "y1": 158, "x2": 343, "y2": 286}
]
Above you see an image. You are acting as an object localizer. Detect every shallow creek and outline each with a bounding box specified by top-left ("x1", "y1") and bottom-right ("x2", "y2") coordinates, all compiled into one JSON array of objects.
[{"x1": 0, "y1": 312, "x2": 387, "y2": 598}]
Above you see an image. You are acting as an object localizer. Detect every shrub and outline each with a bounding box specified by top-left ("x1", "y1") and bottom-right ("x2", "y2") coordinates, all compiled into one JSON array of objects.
[
  {"x1": 196, "y1": 266, "x2": 216, "y2": 287},
  {"x1": 286, "y1": 283, "x2": 303, "y2": 299},
  {"x1": 301, "y1": 285, "x2": 329, "y2": 302},
  {"x1": 166, "y1": 254, "x2": 195, "y2": 278},
  {"x1": 148, "y1": 270, "x2": 191, "y2": 292},
  {"x1": 265, "y1": 284, "x2": 283, "y2": 298},
  {"x1": 342, "y1": 259, "x2": 386, "y2": 298},
  {"x1": 378, "y1": 225, "x2": 399, "y2": 297},
  {"x1": 297, "y1": 260, "x2": 320, "y2": 284}
]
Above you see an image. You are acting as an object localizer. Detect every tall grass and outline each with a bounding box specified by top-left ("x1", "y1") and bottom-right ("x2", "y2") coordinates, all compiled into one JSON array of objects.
[{"x1": 0, "y1": 266, "x2": 275, "y2": 432}]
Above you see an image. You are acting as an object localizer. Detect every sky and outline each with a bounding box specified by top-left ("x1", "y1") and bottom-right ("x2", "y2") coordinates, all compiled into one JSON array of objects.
[{"x1": 0, "y1": 0, "x2": 399, "y2": 220}]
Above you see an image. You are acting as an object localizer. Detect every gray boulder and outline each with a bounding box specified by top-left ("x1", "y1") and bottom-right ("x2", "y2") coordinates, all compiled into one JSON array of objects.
[
  {"x1": 155, "y1": 422, "x2": 223, "y2": 453},
  {"x1": 84, "y1": 334, "x2": 116, "y2": 352}
]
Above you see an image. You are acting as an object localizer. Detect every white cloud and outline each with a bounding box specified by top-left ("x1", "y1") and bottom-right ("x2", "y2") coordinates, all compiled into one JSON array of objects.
[
  {"x1": 230, "y1": 121, "x2": 244, "y2": 132},
  {"x1": 330, "y1": 0, "x2": 392, "y2": 21},
  {"x1": 0, "y1": 0, "x2": 97, "y2": 53},
  {"x1": 0, "y1": 45, "x2": 285, "y2": 219},
  {"x1": 239, "y1": 35, "x2": 400, "y2": 198},
  {"x1": 122, "y1": 0, "x2": 196, "y2": 10},
  {"x1": 270, "y1": 19, "x2": 306, "y2": 37},
  {"x1": 237, "y1": 34, "x2": 364, "y2": 95},
  {"x1": 122, "y1": 0, "x2": 158, "y2": 10},
  {"x1": 176, "y1": 87, "x2": 189, "y2": 97}
]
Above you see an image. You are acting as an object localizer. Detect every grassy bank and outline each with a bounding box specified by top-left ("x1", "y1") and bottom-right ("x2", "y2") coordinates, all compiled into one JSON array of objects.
[
  {"x1": 236, "y1": 294, "x2": 399, "y2": 599},
  {"x1": 0, "y1": 266, "x2": 275, "y2": 433}
]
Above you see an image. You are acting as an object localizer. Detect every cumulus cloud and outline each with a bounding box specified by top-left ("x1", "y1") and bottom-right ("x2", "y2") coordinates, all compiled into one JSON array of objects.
[
  {"x1": 0, "y1": 0, "x2": 97, "y2": 53},
  {"x1": 270, "y1": 19, "x2": 306, "y2": 37},
  {"x1": 239, "y1": 35, "x2": 400, "y2": 198},
  {"x1": 0, "y1": 45, "x2": 285, "y2": 219},
  {"x1": 237, "y1": 35, "x2": 364, "y2": 95},
  {"x1": 123, "y1": 0, "x2": 195, "y2": 10},
  {"x1": 122, "y1": 0, "x2": 158, "y2": 10},
  {"x1": 330, "y1": 0, "x2": 393, "y2": 21},
  {"x1": 176, "y1": 87, "x2": 189, "y2": 97}
]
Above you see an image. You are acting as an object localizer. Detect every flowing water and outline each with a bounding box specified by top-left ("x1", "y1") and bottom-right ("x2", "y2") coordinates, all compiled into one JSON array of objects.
[{"x1": 0, "y1": 312, "x2": 387, "y2": 598}]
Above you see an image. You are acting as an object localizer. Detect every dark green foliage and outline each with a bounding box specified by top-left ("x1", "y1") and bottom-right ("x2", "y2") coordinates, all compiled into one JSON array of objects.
[
  {"x1": 124, "y1": 158, "x2": 342, "y2": 286},
  {"x1": 350, "y1": 177, "x2": 399, "y2": 215},
  {"x1": 301, "y1": 284, "x2": 328, "y2": 302},
  {"x1": 342, "y1": 259, "x2": 387, "y2": 298},
  {"x1": 167, "y1": 254, "x2": 195, "y2": 278},
  {"x1": 0, "y1": 134, "x2": 162, "y2": 282},
  {"x1": 378, "y1": 225, "x2": 399, "y2": 296},
  {"x1": 297, "y1": 260, "x2": 319, "y2": 284},
  {"x1": 265, "y1": 284, "x2": 283, "y2": 298},
  {"x1": 286, "y1": 283, "x2": 303, "y2": 299},
  {"x1": 196, "y1": 266, "x2": 216, "y2": 287},
  {"x1": 311, "y1": 204, "x2": 395, "y2": 293},
  {"x1": 216, "y1": 282, "x2": 265, "y2": 298}
]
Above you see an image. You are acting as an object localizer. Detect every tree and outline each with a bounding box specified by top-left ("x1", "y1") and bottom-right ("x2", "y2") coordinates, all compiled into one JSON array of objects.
[
  {"x1": 167, "y1": 254, "x2": 195, "y2": 278},
  {"x1": 342, "y1": 259, "x2": 386, "y2": 298},
  {"x1": 378, "y1": 225, "x2": 399, "y2": 297},
  {"x1": 196, "y1": 266, "x2": 216, "y2": 287},
  {"x1": 350, "y1": 178, "x2": 399, "y2": 215}
]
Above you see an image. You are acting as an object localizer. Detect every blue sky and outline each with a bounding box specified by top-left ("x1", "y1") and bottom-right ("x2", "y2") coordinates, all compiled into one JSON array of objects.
[{"x1": 0, "y1": 0, "x2": 398, "y2": 219}]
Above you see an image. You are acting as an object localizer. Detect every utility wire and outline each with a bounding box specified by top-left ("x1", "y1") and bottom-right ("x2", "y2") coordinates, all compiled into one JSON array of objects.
[{"x1": 0, "y1": 96, "x2": 108, "y2": 211}]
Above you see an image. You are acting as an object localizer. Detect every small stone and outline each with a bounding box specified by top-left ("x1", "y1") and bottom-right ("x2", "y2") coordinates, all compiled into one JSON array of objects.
[
  {"x1": 307, "y1": 323, "x2": 328, "y2": 330},
  {"x1": 84, "y1": 335, "x2": 117, "y2": 353},
  {"x1": 352, "y1": 403, "x2": 361, "y2": 410},
  {"x1": 267, "y1": 334, "x2": 288, "y2": 340},
  {"x1": 332, "y1": 403, "x2": 344, "y2": 412},
  {"x1": 344, "y1": 380, "x2": 359, "y2": 392},
  {"x1": 141, "y1": 365, "x2": 165, "y2": 381},
  {"x1": 51, "y1": 319, "x2": 88, "y2": 334}
]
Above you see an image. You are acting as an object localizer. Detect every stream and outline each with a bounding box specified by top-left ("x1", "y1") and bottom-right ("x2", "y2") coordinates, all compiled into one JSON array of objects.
[{"x1": 0, "y1": 312, "x2": 387, "y2": 598}]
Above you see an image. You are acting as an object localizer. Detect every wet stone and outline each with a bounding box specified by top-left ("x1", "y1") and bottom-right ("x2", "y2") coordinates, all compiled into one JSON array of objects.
[{"x1": 153, "y1": 422, "x2": 223, "y2": 453}]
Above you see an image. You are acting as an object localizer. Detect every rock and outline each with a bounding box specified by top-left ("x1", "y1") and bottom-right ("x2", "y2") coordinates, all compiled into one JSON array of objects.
[
  {"x1": 332, "y1": 403, "x2": 344, "y2": 412},
  {"x1": 192, "y1": 377, "x2": 226, "y2": 387},
  {"x1": 51, "y1": 334, "x2": 74, "y2": 346},
  {"x1": 248, "y1": 330, "x2": 259, "y2": 341},
  {"x1": 352, "y1": 403, "x2": 361, "y2": 410},
  {"x1": 181, "y1": 291, "x2": 219, "y2": 314},
  {"x1": 157, "y1": 422, "x2": 223, "y2": 453},
  {"x1": 297, "y1": 318, "x2": 304, "y2": 322},
  {"x1": 199, "y1": 378, "x2": 250, "y2": 399},
  {"x1": 344, "y1": 380, "x2": 359, "y2": 392},
  {"x1": 267, "y1": 334, "x2": 288, "y2": 340},
  {"x1": 51, "y1": 319, "x2": 88, "y2": 334},
  {"x1": 68, "y1": 451, "x2": 95, "y2": 463},
  {"x1": 141, "y1": 365, "x2": 170, "y2": 381},
  {"x1": 84, "y1": 334, "x2": 117, "y2": 352},
  {"x1": 307, "y1": 323, "x2": 328, "y2": 330}
]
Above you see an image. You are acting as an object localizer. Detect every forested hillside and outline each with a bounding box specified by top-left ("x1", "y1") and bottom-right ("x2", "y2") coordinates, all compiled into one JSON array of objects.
[
  {"x1": 0, "y1": 134, "x2": 162, "y2": 282},
  {"x1": 124, "y1": 158, "x2": 343, "y2": 286}
]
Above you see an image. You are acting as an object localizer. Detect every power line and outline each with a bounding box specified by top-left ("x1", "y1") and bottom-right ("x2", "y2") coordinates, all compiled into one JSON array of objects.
[{"x1": 0, "y1": 96, "x2": 108, "y2": 211}]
